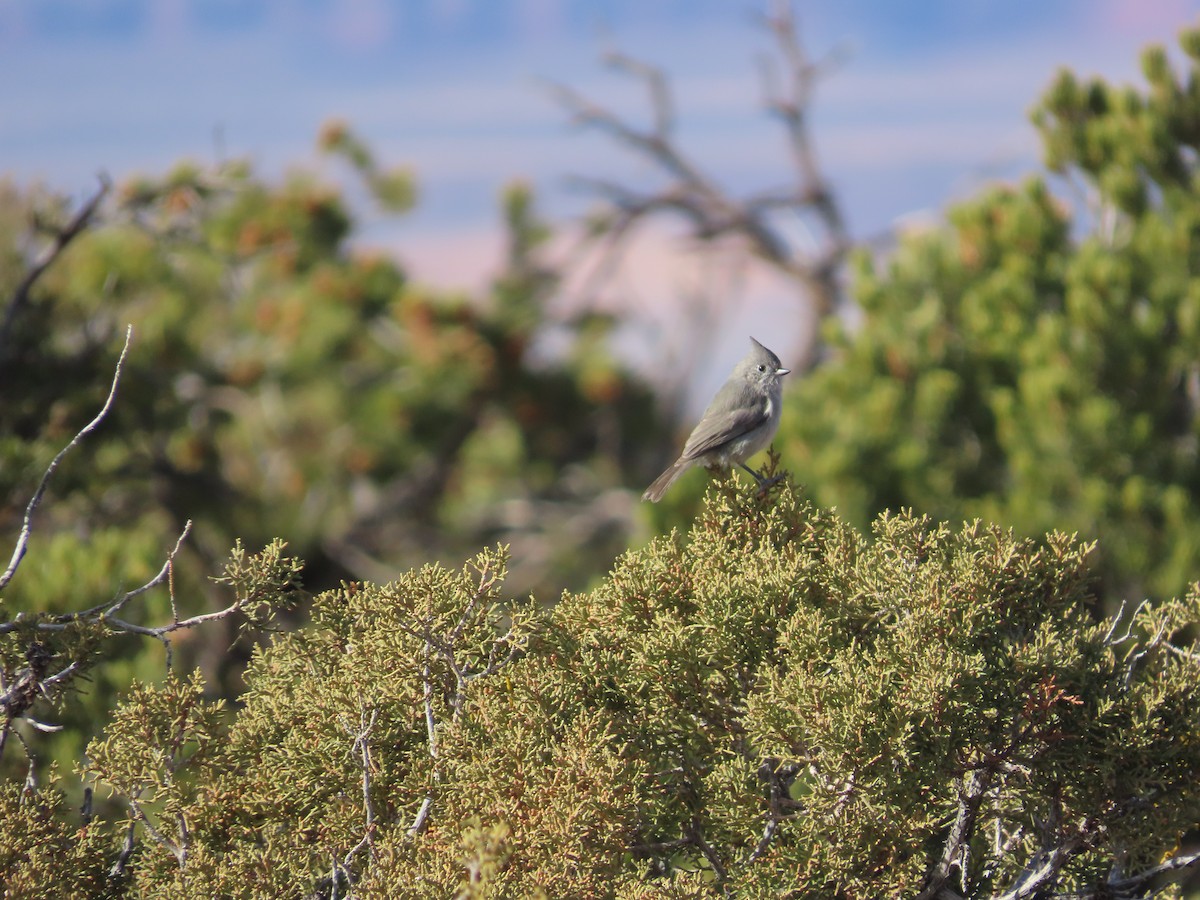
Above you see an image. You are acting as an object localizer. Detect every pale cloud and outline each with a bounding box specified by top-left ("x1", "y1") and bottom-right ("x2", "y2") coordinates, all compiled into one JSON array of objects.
[
  {"x1": 327, "y1": 17, "x2": 1155, "y2": 204},
  {"x1": 144, "y1": 0, "x2": 189, "y2": 42},
  {"x1": 1097, "y1": 0, "x2": 1197, "y2": 34},
  {"x1": 387, "y1": 225, "x2": 504, "y2": 292},
  {"x1": 318, "y1": 79, "x2": 555, "y2": 132},
  {"x1": 3, "y1": 0, "x2": 1195, "y2": 311},
  {"x1": 384, "y1": 216, "x2": 773, "y2": 311},
  {"x1": 431, "y1": 0, "x2": 471, "y2": 30},
  {"x1": 328, "y1": 0, "x2": 398, "y2": 51},
  {"x1": 516, "y1": 0, "x2": 568, "y2": 42}
]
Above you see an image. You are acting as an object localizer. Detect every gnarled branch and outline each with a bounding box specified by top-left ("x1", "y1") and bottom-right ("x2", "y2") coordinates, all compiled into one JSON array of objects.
[{"x1": 549, "y1": 1, "x2": 850, "y2": 370}]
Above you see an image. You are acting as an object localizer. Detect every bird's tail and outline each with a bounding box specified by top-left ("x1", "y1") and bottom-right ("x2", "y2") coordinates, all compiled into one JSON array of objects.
[{"x1": 642, "y1": 458, "x2": 690, "y2": 503}]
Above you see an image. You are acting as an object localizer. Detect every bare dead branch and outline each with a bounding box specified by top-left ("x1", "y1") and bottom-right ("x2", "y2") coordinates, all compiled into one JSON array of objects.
[
  {"x1": 0, "y1": 324, "x2": 133, "y2": 591},
  {"x1": 1122, "y1": 614, "x2": 1170, "y2": 688},
  {"x1": 0, "y1": 642, "x2": 60, "y2": 755},
  {"x1": 0, "y1": 175, "x2": 111, "y2": 357},
  {"x1": 105, "y1": 593, "x2": 254, "y2": 641},
  {"x1": 108, "y1": 821, "x2": 137, "y2": 881},
  {"x1": 748, "y1": 794, "x2": 782, "y2": 863},
  {"x1": 603, "y1": 50, "x2": 674, "y2": 139},
  {"x1": 996, "y1": 822, "x2": 1099, "y2": 900},
  {"x1": 463, "y1": 626, "x2": 524, "y2": 683},
  {"x1": 759, "y1": 2, "x2": 847, "y2": 210},
  {"x1": 630, "y1": 838, "x2": 692, "y2": 854},
  {"x1": 549, "y1": 76, "x2": 719, "y2": 195},
  {"x1": 549, "y1": 1, "x2": 852, "y2": 369},
  {"x1": 632, "y1": 823, "x2": 734, "y2": 892},
  {"x1": 1101, "y1": 598, "x2": 1139, "y2": 645},
  {"x1": 0, "y1": 514, "x2": 262, "y2": 756},
  {"x1": 1165, "y1": 641, "x2": 1200, "y2": 664},
  {"x1": 36, "y1": 660, "x2": 80, "y2": 693},
  {"x1": 128, "y1": 792, "x2": 187, "y2": 867},
  {"x1": 1049, "y1": 848, "x2": 1200, "y2": 899},
  {"x1": 391, "y1": 617, "x2": 467, "y2": 684},
  {"x1": 688, "y1": 820, "x2": 731, "y2": 890},
  {"x1": 918, "y1": 768, "x2": 993, "y2": 900},
  {"x1": 409, "y1": 653, "x2": 439, "y2": 837},
  {"x1": 341, "y1": 706, "x2": 379, "y2": 870},
  {"x1": 0, "y1": 520, "x2": 201, "y2": 698},
  {"x1": 408, "y1": 795, "x2": 434, "y2": 838},
  {"x1": 327, "y1": 851, "x2": 342, "y2": 900}
]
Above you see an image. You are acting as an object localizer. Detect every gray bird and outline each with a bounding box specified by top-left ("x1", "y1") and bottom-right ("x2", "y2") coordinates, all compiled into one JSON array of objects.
[{"x1": 643, "y1": 337, "x2": 790, "y2": 502}]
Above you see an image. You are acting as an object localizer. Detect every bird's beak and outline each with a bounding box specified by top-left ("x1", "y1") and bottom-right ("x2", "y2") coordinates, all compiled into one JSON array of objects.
[{"x1": 777, "y1": 367, "x2": 791, "y2": 376}]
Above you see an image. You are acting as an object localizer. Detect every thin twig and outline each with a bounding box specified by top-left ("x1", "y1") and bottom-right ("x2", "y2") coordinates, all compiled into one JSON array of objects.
[
  {"x1": 1102, "y1": 598, "x2": 1149, "y2": 653},
  {"x1": 0, "y1": 175, "x2": 111, "y2": 356},
  {"x1": 24, "y1": 521, "x2": 195, "y2": 628},
  {"x1": 1165, "y1": 641, "x2": 1200, "y2": 664},
  {"x1": 0, "y1": 645, "x2": 69, "y2": 755},
  {"x1": 128, "y1": 794, "x2": 186, "y2": 866},
  {"x1": 603, "y1": 50, "x2": 674, "y2": 138},
  {"x1": 447, "y1": 557, "x2": 499, "y2": 647},
  {"x1": 747, "y1": 758, "x2": 801, "y2": 864},
  {"x1": 0, "y1": 324, "x2": 133, "y2": 591},
  {"x1": 630, "y1": 838, "x2": 692, "y2": 854},
  {"x1": 408, "y1": 795, "x2": 434, "y2": 838},
  {"x1": 106, "y1": 600, "x2": 253, "y2": 640},
  {"x1": 391, "y1": 618, "x2": 467, "y2": 685},
  {"x1": 1122, "y1": 615, "x2": 1169, "y2": 688}
]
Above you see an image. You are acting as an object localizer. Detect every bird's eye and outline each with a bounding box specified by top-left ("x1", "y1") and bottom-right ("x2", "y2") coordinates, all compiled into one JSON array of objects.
[{"x1": 756, "y1": 364, "x2": 766, "y2": 372}]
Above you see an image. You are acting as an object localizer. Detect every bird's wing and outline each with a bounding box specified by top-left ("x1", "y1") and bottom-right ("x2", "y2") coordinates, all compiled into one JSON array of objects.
[{"x1": 680, "y1": 383, "x2": 769, "y2": 460}]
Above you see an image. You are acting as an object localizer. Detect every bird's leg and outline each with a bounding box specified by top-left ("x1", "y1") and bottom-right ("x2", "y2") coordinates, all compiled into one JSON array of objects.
[{"x1": 738, "y1": 462, "x2": 784, "y2": 496}]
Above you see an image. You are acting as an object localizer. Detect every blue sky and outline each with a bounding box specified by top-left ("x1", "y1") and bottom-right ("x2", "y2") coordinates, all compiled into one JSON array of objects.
[{"x1": 2, "y1": 0, "x2": 1198, "y2": 384}]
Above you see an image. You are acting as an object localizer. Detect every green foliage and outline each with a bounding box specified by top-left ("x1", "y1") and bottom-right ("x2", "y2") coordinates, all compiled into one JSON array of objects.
[
  {"x1": 9, "y1": 480, "x2": 1193, "y2": 897},
  {"x1": 0, "y1": 125, "x2": 660, "y2": 777},
  {"x1": 210, "y1": 538, "x2": 306, "y2": 633},
  {"x1": 5, "y1": 26, "x2": 1200, "y2": 899},
  {"x1": 2, "y1": 123, "x2": 659, "y2": 604},
  {"x1": 318, "y1": 119, "x2": 417, "y2": 213},
  {"x1": 83, "y1": 670, "x2": 227, "y2": 877},
  {"x1": 0, "y1": 537, "x2": 301, "y2": 817},
  {"x1": 74, "y1": 545, "x2": 550, "y2": 896},
  {"x1": 780, "y1": 25, "x2": 1200, "y2": 603},
  {"x1": 0, "y1": 775, "x2": 115, "y2": 898}
]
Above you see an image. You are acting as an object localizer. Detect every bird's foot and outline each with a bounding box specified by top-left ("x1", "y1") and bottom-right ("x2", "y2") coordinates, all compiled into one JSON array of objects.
[{"x1": 737, "y1": 463, "x2": 784, "y2": 497}]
